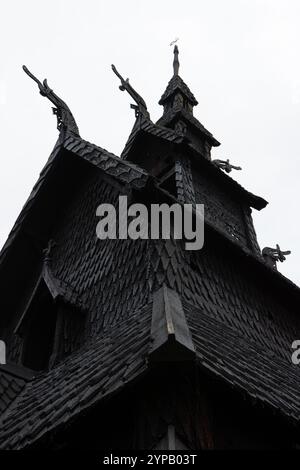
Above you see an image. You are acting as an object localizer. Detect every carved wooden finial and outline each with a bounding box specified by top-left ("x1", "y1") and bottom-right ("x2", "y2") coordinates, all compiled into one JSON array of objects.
[
  {"x1": 173, "y1": 45, "x2": 180, "y2": 76},
  {"x1": 262, "y1": 244, "x2": 291, "y2": 270},
  {"x1": 111, "y1": 64, "x2": 150, "y2": 120},
  {"x1": 22, "y1": 65, "x2": 80, "y2": 136},
  {"x1": 212, "y1": 159, "x2": 242, "y2": 173}
]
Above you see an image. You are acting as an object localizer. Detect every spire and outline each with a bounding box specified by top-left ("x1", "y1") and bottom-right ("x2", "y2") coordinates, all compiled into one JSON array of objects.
[
  {"x1": 22, "y1": 66, "x2": 80, "y2": 136},
  {"x1": 159, "y1": 44, "x2": 198, "y2": 118},
  {"x1": 158, "y1": 48, "x2": 198, "y2": 113},
  {"x1": 157, "y1": 47, "x2": 220, "y2": 151},
  {"x1": 173, "y1": 45, "x2": 179, "y2": 76}
]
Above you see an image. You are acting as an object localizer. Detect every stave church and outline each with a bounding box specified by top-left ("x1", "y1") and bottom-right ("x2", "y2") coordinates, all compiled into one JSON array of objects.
[{"x1": 0, "y1": 47, "x2": 299, "y2": 450}]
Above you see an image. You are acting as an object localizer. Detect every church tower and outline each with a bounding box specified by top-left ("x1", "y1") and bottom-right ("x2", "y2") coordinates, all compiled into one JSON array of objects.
[{"x1": 0, "y1": 48, "x2": 299, "y2": 450}]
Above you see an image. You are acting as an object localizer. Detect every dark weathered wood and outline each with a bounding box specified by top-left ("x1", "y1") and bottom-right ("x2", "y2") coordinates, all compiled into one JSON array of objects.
[
  {"x1": 0, "y1": 47, "x2": 298, "y2": 450},
  {"x1": 23, "y1": 65, "x2": 80, "y2": 135},
  {"x1": 150, "y1": 285, "x2": 195, "y2": 362}
]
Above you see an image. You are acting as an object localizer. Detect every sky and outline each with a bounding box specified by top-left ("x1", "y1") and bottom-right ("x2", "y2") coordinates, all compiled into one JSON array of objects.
[{"x1": 0, "y1": 0, "x2": 299, "y2": 285}]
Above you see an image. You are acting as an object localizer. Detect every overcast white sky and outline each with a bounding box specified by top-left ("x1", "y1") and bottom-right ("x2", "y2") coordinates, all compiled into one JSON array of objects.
[{"x1": 0, "y1": 0, "x2": 299, "y2": 284}]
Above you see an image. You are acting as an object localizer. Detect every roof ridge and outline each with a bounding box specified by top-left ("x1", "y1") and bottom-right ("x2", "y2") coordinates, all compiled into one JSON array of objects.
[
  {"x1": 120, "y1": 115, "x2": 185, "y2": 160},
  {"x1": 64, "y1": 131, "x2": 148, "y2": 173}
]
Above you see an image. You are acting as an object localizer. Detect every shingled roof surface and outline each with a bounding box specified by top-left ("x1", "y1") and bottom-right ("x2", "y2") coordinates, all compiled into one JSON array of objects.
[
  {"x1": 121, "y1": 116, "x2": 186, "y2": 160},
  {"x1": 42, "y1": 264, "x2": 89, "y2": 312},
  {"x1": 0, "y1": 131, "x2": 149, "y2": 269},
  {"x1": 63, "y1": 132, "x2": 149, "y2": 189},
  {"x1": 0, "y1": 303, "x2": 152, "y2": 450},
  {"x1": 0, "y1": 365, "x2": 31, "y2": 415},
  {"x1": 3, "y1": 295, "x2": 299, "y2": 450},
  {"x1": 185, "y1": 301, "x2": 300, "y2": 423},
  {"x1": 159, "y1": 75, "x2": 198, "y2": 106},
  {"x1": 188, "y1": 145, "x2": 268, "y2": 210}
]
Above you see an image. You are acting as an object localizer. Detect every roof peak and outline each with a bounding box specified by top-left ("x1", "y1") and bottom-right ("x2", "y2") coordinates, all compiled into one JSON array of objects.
[
  {"x1": 158, "y1": 74, "x2": 198, "y2": 107},
  {"x1": 159, "y1": 47, "x2": 198, "y2": 109}
]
